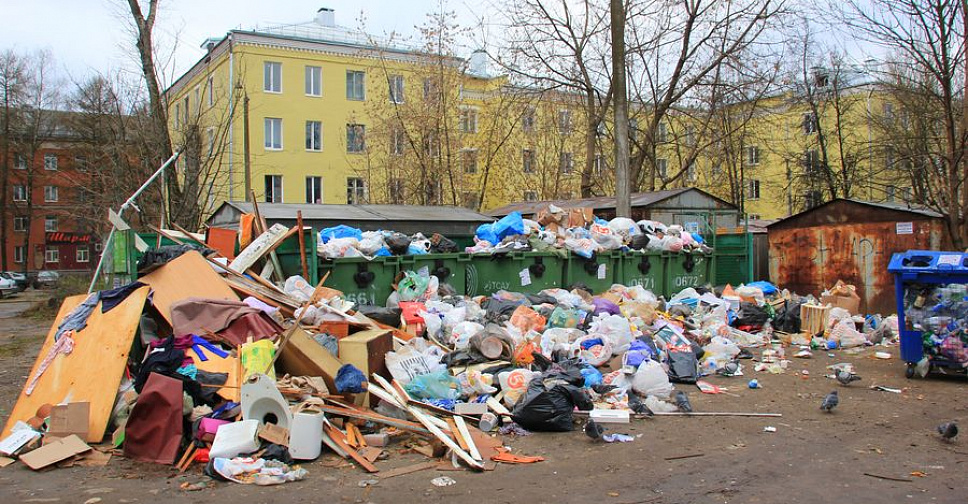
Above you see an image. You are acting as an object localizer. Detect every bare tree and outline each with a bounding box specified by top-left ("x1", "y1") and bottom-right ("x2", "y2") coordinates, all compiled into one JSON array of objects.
[{"x1": 0, "y1": 50, "x2": 28, "y2": 270}]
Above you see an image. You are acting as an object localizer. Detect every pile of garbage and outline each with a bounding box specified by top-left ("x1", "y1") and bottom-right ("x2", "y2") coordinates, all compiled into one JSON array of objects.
[
  {"x1": 315, "y1": 207, "x2": 710, "y2": 259},
  {"x1": 901, "y1": 282, "x2": 968, "y2": 365},
  {"x1": 0, "y1": 213, "x2": 898, "y2": 486}
]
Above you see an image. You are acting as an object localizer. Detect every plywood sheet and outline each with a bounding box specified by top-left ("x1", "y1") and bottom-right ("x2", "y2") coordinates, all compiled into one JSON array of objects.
[
  {"x1": 190, "y1": 351, "x2": 239, "y2": 402},
  {"x1": 2, "y1": 287, "x2": 150, "y2": 442},
  {"x1": 139, "y1": 251, "x2": 238, "y2": 324}
]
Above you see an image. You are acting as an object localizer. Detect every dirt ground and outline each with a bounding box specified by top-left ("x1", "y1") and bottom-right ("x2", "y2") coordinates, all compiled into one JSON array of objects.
[{"x1": 0, "y1": 291, "x2": 966, "y2": 504}]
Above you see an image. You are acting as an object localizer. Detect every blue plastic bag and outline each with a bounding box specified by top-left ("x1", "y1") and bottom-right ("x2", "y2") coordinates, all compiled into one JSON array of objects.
[
  {"x1": 335, "y1": 364, "x2": 366, "y2": 393},
  {"x1": 580, "y1": 367, "x2": 603, "y2": 387},
  {"x1": 746, "y1": 281, "x2": 778, "y2": 295},
  {"x1": 319, "y1": 224, "x2": 362, "y2": 244},
  {"x1": 407, "y1": 244, "x2": 428, "y2": 255},
  {"x1": 491, "y1": 212, "x2": 525, "y2": 240},
  {"x1": 475, "y1": 223, "x2": 499, "y2": 244}
]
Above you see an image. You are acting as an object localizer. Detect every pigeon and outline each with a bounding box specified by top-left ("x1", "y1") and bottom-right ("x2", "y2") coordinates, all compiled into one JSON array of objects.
[
  {"x1": 820, "y1": 390, "x2": 839, "y2": 412},
  {"x1": 628, "y1": 394, "x2": 654, "y2": 417},
  {"x1": 718, "y1": 360, "x2": 741, "y2": 376},
  {"x1": 835, "y1": 369, "x2": 861, "y2": 386},
  {"x1": 584, "y1": 419, "x2": 605, "y2": 440},
  {"x1": 675, "y1": 391, "x2": 693, "y2": 413},
  {"x1": 937, "y1": 421, "x2": 958, "y2": 442}
]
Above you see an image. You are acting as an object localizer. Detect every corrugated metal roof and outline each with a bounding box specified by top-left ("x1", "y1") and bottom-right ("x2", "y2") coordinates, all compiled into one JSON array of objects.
[
  {"x1": 219, "y1": 202, "x2": 494, "y2": 223},
  {"x1": 487, "y1": 187, "x2": 735, "y2": 217},
  {"x1": 767, "y1": 198, "x2": 943, "y2": 228}
]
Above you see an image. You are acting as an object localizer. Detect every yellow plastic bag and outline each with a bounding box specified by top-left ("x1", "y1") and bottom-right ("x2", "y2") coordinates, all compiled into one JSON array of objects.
[{"x1": 241, "y1": 339, "x2": 276, "y2": 380}]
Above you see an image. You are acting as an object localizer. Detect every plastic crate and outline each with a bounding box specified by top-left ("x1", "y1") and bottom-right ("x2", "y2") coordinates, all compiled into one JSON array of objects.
[
  {"x1": 887, "y1": 250, "x2": 968, "y2": 378},
  {"x1": 465, "y1": 251, "x2": 564, "y2": 297}
]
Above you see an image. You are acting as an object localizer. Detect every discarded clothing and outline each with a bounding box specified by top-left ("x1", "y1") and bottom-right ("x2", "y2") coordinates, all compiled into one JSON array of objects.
[
  {"x1": 124, "y1": 372, "x2": 184, "y2": 464},
  {"x1": 53, "y1": 292, "x2": 99, "y2": 342},
  {"x1": 99, "y1": 281, "x2": 148, "y2": 313},
  {"x1": 25, "y1": 332, "x2": 74, "y2": 395},
  {"x1": 170, "y1": 298, "x2": 282, "y2": 346}
]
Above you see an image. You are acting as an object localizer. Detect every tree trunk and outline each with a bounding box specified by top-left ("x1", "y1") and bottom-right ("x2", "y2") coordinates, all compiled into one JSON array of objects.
[{"x1": 611, "y1": 0, "x2": 630, "y2": 218}]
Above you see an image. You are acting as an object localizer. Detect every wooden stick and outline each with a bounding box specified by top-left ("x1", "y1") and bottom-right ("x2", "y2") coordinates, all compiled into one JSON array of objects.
[
  {"x1": 323, "y1": 423, "x2": 378, "y2": 473},
  {"x1": 376, "y1": 461, "x2": 437, "y2": 480},
  {"x1": 863, "y1": 472, "x2": 912, "y2": 482},
  {"x1": 296, "y1": 211, "x2": 308, "y2": 280},
  {"x1": 175, "y1": 444, "x2": 195, "y2": 470},
  {"x1": 309, "y1": 271, "x2": 332, "y2": 304},
  {"x1": 664, "y1": 453, "x2": 705, "y2": 461},
  {"x1": 149, "y1": 225, "x2": 186, "y2": 246},
  {"x1": 454, "y1": 416, "x2": 481, "y2": 462},
  {"x1": 249, "y1": 189, "x2": 266, "y2": 235}
]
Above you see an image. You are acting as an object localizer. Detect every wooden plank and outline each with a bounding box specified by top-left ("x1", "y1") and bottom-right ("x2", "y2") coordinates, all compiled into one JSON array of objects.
[
  {"x1": 275, "y1": 327, "x2": 344, "y2": 393},
  {"x1": 315, "y1": 404, "x2": 431, "y2": 435},
  {"x1": 2, "y1": 287, "x2": 149, "y2": 443},
  {"x1": 297, "y1": 211, "x2": 309, "y2": 280},
  {"x1": 323, "y1": 423, "x2": 379, "y2": 473},
  {"x1": 377, "y1": 461, "x2": 438, "y2": 479},
  {"x1": 454, "y1": 416, "x2": 481, "y2": 462},
  {"x1": 139, "y1": 251, "x2": 238, "y2": 325},
  {"x1": 229, "y1": 224, "x2": 290, "y2": 274}
]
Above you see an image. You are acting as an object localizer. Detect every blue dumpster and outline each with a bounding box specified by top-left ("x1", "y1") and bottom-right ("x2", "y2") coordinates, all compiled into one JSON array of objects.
[{"x1": 887, "y1": 250, "x2": 968, "y2": 378}]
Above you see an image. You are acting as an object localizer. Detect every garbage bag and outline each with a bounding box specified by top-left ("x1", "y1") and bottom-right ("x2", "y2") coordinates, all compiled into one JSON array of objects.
[
  {"x1": 591, "y1": 297, "x2": 621, "y2": 316},
  {"x1": 746, "y1": 281, "x2": 778, "y2": 296},
  {"x1": 137, "y1": 244, "x2": 214, "y2": 273},
  {"x1": 430, "y1": 233, "x2": 458, "y2": 253},
  {"x1": 511, "y1": 377, "x2": 592, "y2": 432},
  {"x1": 773, "y1": 299, "x2": 803, "y2": 334},
  {"x1": 385, "y1": 232, "x2": 411, "y2": 255},
  {"x1": 397, "y1": 270, "x2": 434, "y2": 302},
  {"x1": 548, "y1": 307, "x2": 582, "y2": 328},
  {"x1": 667, "y1": 349, "x2": 699, "y2": 384},
  {"x1": 510, "y1": 305, "x2": 546, "y2": 333},
  {"x1": 632, "y1": 359, "x2": 674, "y2": 398},
  {"x1": 451, "y1": 321, "x2": 485, "y2": 349},
  {"x1": 319, "y1": 224, "x2": 362, "y2": 244},
  {"x1": 404, "y1": 370, "x2": 461, "y2": 401},
  {"x1": 733, "y1": 302, "x2": 769, "y2": 329},
  {"x1": 356, "y1": 305, "x2": 402, "y2": 327},
  {"x1": 588, "y1": 314, "x2": 634, "y2": 355},
  {"x1": 492, "y1": 212, "x2": 526, "y2": 240}
]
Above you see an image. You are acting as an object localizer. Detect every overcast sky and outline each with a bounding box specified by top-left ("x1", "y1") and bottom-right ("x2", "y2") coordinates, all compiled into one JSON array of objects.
[{"x1": 0, "y1": 0, "x2": 485, "y2": 82}]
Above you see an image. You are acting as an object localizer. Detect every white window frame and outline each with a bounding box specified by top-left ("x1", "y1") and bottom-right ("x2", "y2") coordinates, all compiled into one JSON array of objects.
[
  {"x1": 264, "y1": 61, "x2": 282, "y2": 93},
  {"x1": 802, "y1": 112, "x2": 818, "y2": 134},
  {"x1": 462, "y1": 149, "x2": 478, "y2": 174},
  {"x1": 656, "y1": 122, "x2": 668, "y2": 143},
  {"x1": 174, "y1": 102, "x2": 181, "y2": 128},
  {"x1": 558, "y1": 109, "x2": 572, "y2": 134},
  {"x1": 44, "y1": 154, "x2": 57, "y2": 171},
  {"x1": 657, "y1": 158, "x2": 668, "y2": 178},
  {"x1": 207, "y1": 76, "x2": 214, "y2": 107},
  {"x1": 391, "y1": 128, "x2": 406, "y2": 156},
  {"x1": 560, "y1": 151, "x2": 574, "y2": 174},
  {"x1": 522, "y1": 107, "x2": 536, "y2": 132},
  {"x1": 347, "y1": 177, "x2": 367, "y2": 204},
  {"x1": 13, "y1": 216, "x2": 27, "y2": 232},
  {"x1": 346, "y1": 70, "x2": 366, "y2": 101},
  {"x1": 305, "y1": 176, "x2": 322, "y2": 204},
  {"x1": 206, "y1": 127, "x2": 215, "y2": 158},
  {"x1": 265, "y1": 174, "x2": 283, "y2": 203},
  {"x1": 193, "y1": 86, "x2": 200, "y2": 113},
  {"x1": 746, "y1": 179, "x2": 761, "y2": 200},
  {"x1": 305, "y1": 121, "x2": 323, "y2": 152},
  {"x1": 746, "y1": 145, "x2": 760, "y2": 166},
  {"x1": 76, "y1": 247, "x2": 90, "y2": 263},
  {"x1": 44, "y1": 185, "x2": 58, "y2": 202},
  {"x1": 594, "y1": 154, "x2": 606, "y2": 175},
  {"x1": 388, "y1": 74, "x2": 404, "y2": 104},
  {"x1": 13, "y1": 185, "x2": 27, "y2": 202},
  {"x1": 305, "y1": 66, "x2": 322, "y2": 97},
  {"x1": 74, "y1": 155, "x2": 87, "y2": 171},
  {"x1": 13, "y1": 245, "x2": 25, "y2": 264},
  {"x1": 14, "y1": 154, "x2": 26, "y2": 170},
  {"x1": 346, "y1": 124, "x2": 366, "y2": 153},
  {"x1": 460, "y1": 108, "x2": 478, "y2": 133},
  {"x1": 389, "y1": 178, "x2": 405, "y2": 203},
  {"x1": 44, "y1": 216, "x2": 57, "y2": 232},
  {"x1": 45, "y1": 246, "x2": 58, "y2": 264},
  {"x1": 523, "y1": 149, "x2": 535, "y2": 173},
  {"x1": 264, "y1": 118, "x2": 283, "y2": 150}
]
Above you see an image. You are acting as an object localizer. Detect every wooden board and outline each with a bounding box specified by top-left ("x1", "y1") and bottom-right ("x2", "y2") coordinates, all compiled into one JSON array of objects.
[
  {"x1": 139, "y1": 250, "x2": 238, "y2": 325},
  {"x1": 228, "y1": 224, "x2": 290, "y2": 273},
  {"x1": 190, "y1": 351, "x2": 239, "y2": 402},
  {"x1": 2, "y1": 287, "x2": 150, "y2": 442},
  {"x1": 276, "y1": 328, "x2": 344, "y2": 393}
]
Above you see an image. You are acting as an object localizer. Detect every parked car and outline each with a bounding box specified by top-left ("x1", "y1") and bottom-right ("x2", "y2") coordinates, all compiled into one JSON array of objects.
[
  {"x1": 0, "y1": 276, "x2": 17, "y2": 298},
  {"x1": 1, "y1": 271, "x2": 28, "y2": 291},
  {"x1": 33, "y1": 270, "x2": 60, "y2": 289}
]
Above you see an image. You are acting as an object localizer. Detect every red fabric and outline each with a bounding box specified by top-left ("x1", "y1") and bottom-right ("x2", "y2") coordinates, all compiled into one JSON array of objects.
[
  {"x1": 123, "y1": 372, "x2": 183, "y2": 464},
  {"x1": 170, "y1": 297, "x2": 282, "y2": 345}
]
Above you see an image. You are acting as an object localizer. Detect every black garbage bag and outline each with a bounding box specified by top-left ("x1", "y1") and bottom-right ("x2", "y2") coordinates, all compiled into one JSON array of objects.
[
  {"x1": 430, "y1": 233, "x2": 458, "y2": 253},
  {"x1": 667, "y1": 349, "x2": 699, "y2": 384},
  {"x1": 526, "y1": 292, "x2": 558, "y2": 306},
  {"x1": 630, "y1": 234, "x2": 651, "y2": 250},
  {"x1": 137, "y1": 244, "x2": 214, "y2": 273},
  {"x1": 356, "y1": 305, "x2": 402, "y2": 326},
  {"x1": 385, "y1": 233, "x2": 411, "y2": 255},
  {"x1": 733, "y1": 302, "x2": 769, "y2": 329},
  {"x1": 773, "y1": 299, "x2": 804, "y2": 334},
  {"x1": 511, "y1": 376, "x2": 593, "y2": 432}
]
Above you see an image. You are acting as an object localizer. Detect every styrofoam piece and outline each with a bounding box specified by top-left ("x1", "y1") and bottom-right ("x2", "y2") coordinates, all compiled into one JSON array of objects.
[{"x1": 210, "y1": 419, "x2": 260, "y2": 458}]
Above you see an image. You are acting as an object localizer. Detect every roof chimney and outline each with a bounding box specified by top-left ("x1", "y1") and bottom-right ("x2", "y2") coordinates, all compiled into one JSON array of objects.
[{"x1": 315, "y1": 7, "x2": 335, "y2": 27}]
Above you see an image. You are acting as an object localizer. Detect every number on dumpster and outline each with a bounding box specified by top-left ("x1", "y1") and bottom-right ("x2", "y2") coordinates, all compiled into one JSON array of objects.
[
  {"x1": 630, "y1": 277, "x2": 655, "y2": 289},
  {"x1": 345, "y1": 291, "x2": 377, "y2": 305},
  {"x1": 674, "y1": 276, "x2": 700, "y2": 288}
]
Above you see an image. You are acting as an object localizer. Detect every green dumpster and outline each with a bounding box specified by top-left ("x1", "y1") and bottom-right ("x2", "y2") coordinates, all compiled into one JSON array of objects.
[
  {"x1": 317, "y1": 256, "x2": 400, "y2": 306},
  {"x1": 664, "y1": 251, "x2": 713, "y2": 296},
  {"x1": 398, "y1": 253, "x2": 469, "y2": 295},
  {"x1": 563, "y1": 251, "x2": 623, "y2": 294},
  {"x1": 618, "y1": 251, "x2": 665, "y2": 295},
  {"x1": 465, "y1": 252, "x2": 564, "y2": 296},
  {"x1": 273, "y1": 228, "x2": 318, "y2": 283}
]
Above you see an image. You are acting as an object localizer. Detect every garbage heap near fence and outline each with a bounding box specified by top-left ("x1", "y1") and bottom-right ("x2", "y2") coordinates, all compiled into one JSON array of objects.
[{"x1": 0, "y1": 209, "x2": 897, "y2": 485}]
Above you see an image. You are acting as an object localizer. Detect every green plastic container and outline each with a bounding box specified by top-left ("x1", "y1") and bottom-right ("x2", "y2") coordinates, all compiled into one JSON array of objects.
[
  {"x1": 464, "y1": 251, "x2": 564, "y2": 296},
  {"x1": 618, "y1": 251, "x2": 665, "y2": 296},
  {"x1": 317, "y1": 256, "x2": 401, "y2": 306},
  {"x1": 664, "y1": 251, "x2": 713, "y2": 295},
  {"x1": 563, "y1": 251, "x2": 623, "y2": 294},
  {"x1": 273, "y1": 228, "x2": 319, "y2": 284},
  {"x1": 398, "y1": 253, "x2": 469, "y2": 296}
]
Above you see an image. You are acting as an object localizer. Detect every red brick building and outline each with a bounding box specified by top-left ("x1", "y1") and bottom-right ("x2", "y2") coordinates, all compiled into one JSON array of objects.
[{"x1": 3, "y1": 121, "x2": 102, "y2": 274}]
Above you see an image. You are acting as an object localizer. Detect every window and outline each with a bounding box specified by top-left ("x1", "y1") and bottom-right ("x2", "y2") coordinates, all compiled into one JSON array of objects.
[
  {"x1": 388, "y1": 75, "x2": 404, "y2": 104},
  {"x1": 804, "y1": 190, "x2": 822, "y2": 209},
  {"x1": 305, "y1": 176, "x2": 322, "y2": 204},
  {"x1": 13, "y1": 216, "x2": 27, "y2": 232},
  {"x1": 389, "y1": 178, "x2": 405, "y2": 204},
  {"x1": 423, "y1": 78, "x2": 439, "y2": 101},
  {"x1": 803, "y1": 149, "x2": 821, "y2": 174},
  {"x1": 391, "y1": 128, "x2": 406, "y2": 156},
  {"x1": 206, "y1": 127, "x2": 215, "y2": 158},
  {"x1": 559, "y1": 152, "x2": 574, "y2": 174},
  {"x1": 174, "y1": 102, "x2": 181, "y2": 128},
  {"x1": 462, "y1": 149, "x2": 478, "y2": 174},
  {"x1": 523, "y1": 190, "x2": 538, "y2": 202},
  {"x1": 712, "y1": 163, "x2": 723, "y2": 176},
  {"x1": 44, "y1": 216, "x2": 57, "y2": 232},
  {"x1": 522, "y1": 107, "x2": 536, "y2": 132},
  {"x1": 13, "y1": 245, "x2": 25, "y2": 264},
  {"x1": 207, "y1": 76, "x2": 214, "y2": 107},
  {"x1": 522, "y1": 149, "x2": 535, "y2": 173},
  {"x1": 422, "y1": 130, "x2": 439, "y2": 157},
  {"x1": 423, "y1": 180, "x2": 442, "y2": 205},
  {"x1": 14, "y1": 154, "x2": 26, "y2": 170},
  {"x1": 182, "y1": 96, "x2": 189, "y2": 124},
  {"x1": 346, "y1": 70, "x2": 365, "y2": 101},
  {"x1": 656, "y1": 122, "x2": 668, "y2": 143},
  {"x1": 459, "y1": 108, "x2": 478, "y2": 133},
  {"x1": 558, "y1": 109, "x2": 572, "y2": 134},
  {"x1": 686, "y1": 162, "x2": 697, "y2": 181},
  {"x1": 264, "y1": 118, "x2": 283, "y2": 150},
  {"x1": 305, "y1": 66, "x2": 322, "y2": 96},
  {"x1": 347, "y1": 177, "x2": 366, "y2": 204},
  {"x1": 594, "y1": 154, "x2": 607, "y2": 175},
  {"x1": 44, "y1": 154, "x2": 57, "y2": 171},
  {"x1": 44, "y1": 186, "x2": 58, "y2": 202},
  {"x1": 883, "y1": 145, "x2": 895, "y2": 169},
  {"x1": 346, "y1": 124, "x2": 366, "y2": 153},
  {"x1": 746, "y1": 145, "x2": 760, "y2": 166},
  {"x1": 462, "y1": 191, "x2": 479, "y2": 209},
  {"x1": 656, "y1": 158, "x2": 668, "y2": 178},
  {"x1": 264, "y1": 175, "x2": 283, "y2": 203},
  {"x1": 883, "y1": 102, "x2": 894, "y2": 121},
  {"x1": 685, "y1": 126, "x2": 696, "y2": 146},
  {"x1": 264, "y1": 61, "x2": 282, "y2": 93},
  {"x1": 193, "y1": 86, "x2": 200, "y2": 113},
  {"x1": 886, "y1": 185, "x2": 897, "y2": 202},
  {"x1": 305, "y1": 121, "x2": 322, "y2": 151},
  {"x1": 802, "y1": 112, "x2": 818, "y2": 134},
  {"x1": 76, "y1": 247, "x2": 90, "y2": 263},
  {"x1": 746, "y1": 179, "x2": 761, "y2": 200},
  {"x1": 45, "y1": 246, "x2": 58, "y2": 264},
  {"x1": 596, "y1": 121, "x2": 607, "y2": 137},
  {"x1": 629, "y1": 119, "x2": 639, "y2": 142},
  {"x1": 13, "y1": 185, "x2": 27, "y2": 202},
  {"x1": 74, "y1": 156, "x2": 87, "y2": 171}
]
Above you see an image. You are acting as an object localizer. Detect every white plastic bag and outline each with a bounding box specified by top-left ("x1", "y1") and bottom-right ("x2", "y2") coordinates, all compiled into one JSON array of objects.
[
  {"x1": 283, "y1": 275, "x2": 315, "y2": 303},
  {"x1": 451, "y1": 321, "x2": 485, "y2": 349},
  {"x1": 385, "y1": 343, "x2": 446, "y2": 385},
  {"x1": 631, "y1": 360, "x2": 674, "y2": 399},
  {"x1": 588, "y1": 314, "x2": 634, "y2": 354}
]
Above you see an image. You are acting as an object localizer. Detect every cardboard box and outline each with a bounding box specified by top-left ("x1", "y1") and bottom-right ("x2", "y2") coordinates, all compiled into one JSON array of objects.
[
  {"x1": 47, "y1": 402, "x2": 90, "y2": 440},
  {"x1": 821, "y1": 280, "x2": 861, "y2": 314},
  {"x1": 339, "y1": 329, "x2": 393, "y2": 407}
]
